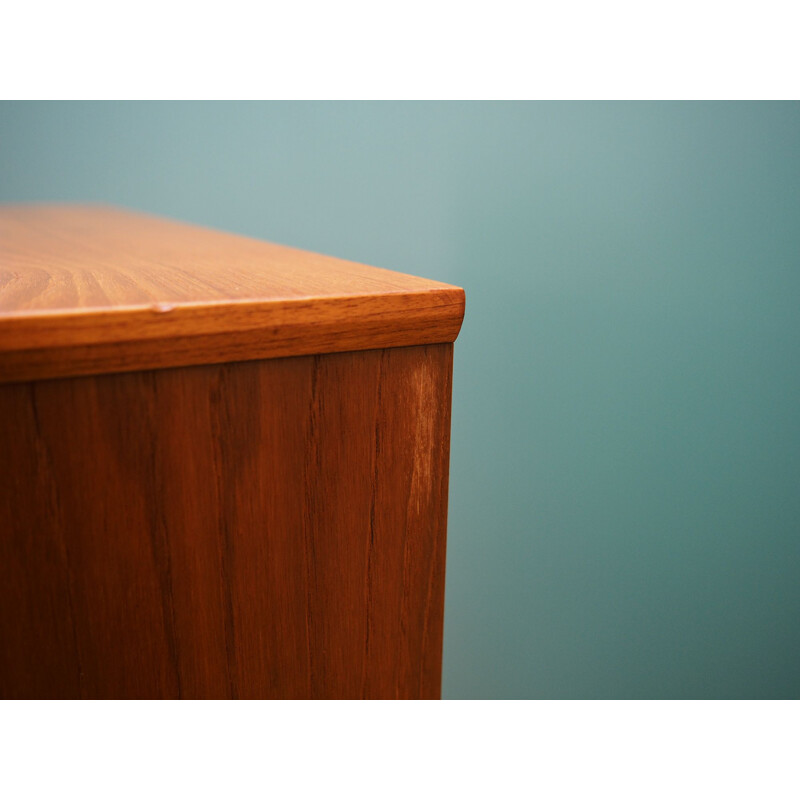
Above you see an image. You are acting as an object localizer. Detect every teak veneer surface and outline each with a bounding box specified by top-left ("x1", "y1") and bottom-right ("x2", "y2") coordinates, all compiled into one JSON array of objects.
[
  {"x1": 0, "y1": 205, "x2": 465, "y2": 382},
  {"x1": 0, "y1": 205, "x2": 462, "y2": 700},
  {"x1": 0, "y1": 344, "x2": 453, "y2": 699}
]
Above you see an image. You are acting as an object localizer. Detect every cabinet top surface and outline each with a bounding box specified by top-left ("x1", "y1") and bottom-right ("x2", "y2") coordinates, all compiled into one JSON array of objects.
[{"x1": 0, "y1": 205, "x2": 464, "y2": 382}]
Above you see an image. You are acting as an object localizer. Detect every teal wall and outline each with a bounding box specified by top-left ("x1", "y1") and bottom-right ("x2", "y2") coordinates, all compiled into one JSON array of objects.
[{"x1": 2, "y1": 102, "x2": 798, "y2": 698}]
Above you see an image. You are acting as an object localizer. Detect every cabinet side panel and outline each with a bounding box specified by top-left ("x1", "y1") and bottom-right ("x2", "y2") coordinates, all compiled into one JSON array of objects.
[{"x1": 0, "y1": 344, "x2": 453, "y2": 699}]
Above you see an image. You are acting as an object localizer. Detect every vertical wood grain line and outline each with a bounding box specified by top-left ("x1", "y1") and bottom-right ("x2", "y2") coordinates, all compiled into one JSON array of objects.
[
  {"x1": 303, "y1": 355, "x2": 322, "y2": 697},
  {"x1": 145, "y1": 374, "x2": 183, "y2": 698},
  {"x1": 397, "y1": 350, "x2": 433, "y2": 696},
  {"x1": 209, "y1": 366, "x2": 238, "y2": 699},
  {"x1": 28, "y1": 382, "x2": 85, "y2": 698},
  {"x1": 361, "y1": 349, "x2": 386, "y2": 698}
]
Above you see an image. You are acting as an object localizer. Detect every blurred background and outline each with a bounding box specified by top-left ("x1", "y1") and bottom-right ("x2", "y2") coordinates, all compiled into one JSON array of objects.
[{"x1": 1, "y1": 101, "x2": 798, "y2": 699}]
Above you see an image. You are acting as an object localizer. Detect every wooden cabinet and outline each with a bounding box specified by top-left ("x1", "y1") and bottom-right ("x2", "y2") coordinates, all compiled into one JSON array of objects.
[{"x1": 0, "y1": 206, "x2": 464, "y2": 699}]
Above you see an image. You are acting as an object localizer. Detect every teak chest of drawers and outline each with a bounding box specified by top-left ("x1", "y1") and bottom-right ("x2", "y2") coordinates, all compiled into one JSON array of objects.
[{"x1": 0, "y1": 205, "x2": 465, "y2": 699}]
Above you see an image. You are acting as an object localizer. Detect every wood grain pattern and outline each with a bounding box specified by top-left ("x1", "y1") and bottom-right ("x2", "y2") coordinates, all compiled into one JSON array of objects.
[
  {"x1": 0, "y1": 205, "x2": 465, "y2": 383},
  {"x1": 0, "y1": 344, "x2": 453, "y2": 699}
]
